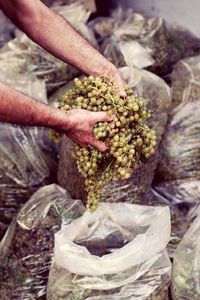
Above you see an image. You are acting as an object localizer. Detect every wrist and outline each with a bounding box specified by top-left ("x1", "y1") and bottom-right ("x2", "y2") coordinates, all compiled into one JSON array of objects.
[
  {"x1": 45, "y1": 107, "x2": 70, "y2": 131},
  {"x1": 89, "y1": 59, "x2": 117, "y2": 78}
]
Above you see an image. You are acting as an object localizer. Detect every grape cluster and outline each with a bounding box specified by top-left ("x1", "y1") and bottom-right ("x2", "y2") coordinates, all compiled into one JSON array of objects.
[{"x1": 50, "y1": 75, "x2": 156, "y2": 212}]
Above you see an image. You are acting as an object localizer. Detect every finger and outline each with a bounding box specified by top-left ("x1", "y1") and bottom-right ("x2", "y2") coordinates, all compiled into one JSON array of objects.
[
  {"x1": 92, "y1": 111, "x2": 115, "y2": 124},
  {"x1": 114, "y1": 75, "x2": 127, "y2": 98},
  {"x1": 89, "y1": 137, "x2": 108, "y2": 152},
  {"x1": 117, "y1": 80, "x2": 127, "y2": 98}
]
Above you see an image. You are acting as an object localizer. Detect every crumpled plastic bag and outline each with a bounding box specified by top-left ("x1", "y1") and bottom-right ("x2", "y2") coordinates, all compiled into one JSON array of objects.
[
  {"x1": 47, "y1": 203, "x2": 171, "y2": 300},
  {"x1": 57, "y1": 67, "x2": 171, "y2": 203},
  {"x1": 156, "y1": 56, "x2": 200, "y2": 182},
  {"x1": 90, "y1": 8, "x2": 200, "y2": 77},
  {"x1": 147, "y1": 180, "x2": 200, "y2": 257},
  {"x1": 0, "y1": 3, "x2": 96, "y2": 95},
  {"x1": 171, "y1": 206, "x2": 200, "y2": 299},
  {"x1": 152, "y1": 56, "x2": 200, "y2": 255},
  {"x1": 0, "y1": 184, "x2": 85, "y2": 300},
  {"x1": 0, "y1": 73, "x2": 57, "y2": 239}
]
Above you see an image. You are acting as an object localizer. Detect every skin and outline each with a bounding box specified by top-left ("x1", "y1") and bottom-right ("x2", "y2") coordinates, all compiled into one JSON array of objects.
[{"x1": 0, "y1": 0, "x2": 126, "y2": 151}]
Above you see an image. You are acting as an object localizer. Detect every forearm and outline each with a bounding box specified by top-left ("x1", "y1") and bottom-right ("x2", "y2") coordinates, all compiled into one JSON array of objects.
[
  {"x1": 0, "y1": 82, "x2": 67, "y2": 129},
  {"x1": 0, "y1": 0, "x2": 116, "y2": 77}
]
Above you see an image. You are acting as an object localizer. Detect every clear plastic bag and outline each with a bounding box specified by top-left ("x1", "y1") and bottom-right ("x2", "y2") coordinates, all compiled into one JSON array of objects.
[
  {"x1": 91, "y1": 8, "x2": 200, "y2": 77},
  {"x1": 0, "y1": 184, "x2": 85, "y2": 300},
  {"x1": 156, "y1": 57, "x2": 200, "y2": 182},
  {"x1": 0, "y1": 3, "x2": 96, "y2": 95},
  {"x1": 47, "y1": 203, "x2": 171, "y2": 300},
  {"x1": 171, "y1": 206, "x2": 200, "y2": 300},
  {"x1": 0, "y1": 73, "x2": 57, "y2": 238},
  {"x1": 147, "y1": 180, "x2": 200, "y2": 257},
  {"x1": 57, "y1": 67, "x2": 171, "y2": 203},
  {"x1": 152, "y1": 56, "x2": 200, "y2": 256}
]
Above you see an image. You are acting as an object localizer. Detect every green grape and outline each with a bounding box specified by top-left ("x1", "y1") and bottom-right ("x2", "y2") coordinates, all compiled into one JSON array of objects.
[{"x1": 49, "y1": 75, "x2": 156, "y2": 212}]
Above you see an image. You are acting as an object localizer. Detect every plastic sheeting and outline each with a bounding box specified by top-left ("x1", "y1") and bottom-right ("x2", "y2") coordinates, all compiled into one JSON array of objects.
[
  {"x1": 147, "y1": 180, "x2": 200, "y2": 257},
  {"x1": 57, "y1": 67, "x2": 171, "y2": 204},
  {"x1": 171, "y1": 206, "x2": 200, "y2": 299},
  {"x1": 152, "y1": 55, "x2": 200, "y2": 255},
  {"x1": 89, "y1": 9, "x2": 200, "y2": 77},
  {"x1": 0, "y1": 184, "x2": 85, "y2": 300},
  {"x1": 0, "y1": 73, "x2": 57, "y2": 239},
  {"x1": 156, "y1": 56, "x2": 200, "y2": 182},
  {"x1": 0, "y1": 3, "x2": 96, "y2": 95},
  {"x1": 47, "y1": 203, "x2": 171, "y2": 300}
]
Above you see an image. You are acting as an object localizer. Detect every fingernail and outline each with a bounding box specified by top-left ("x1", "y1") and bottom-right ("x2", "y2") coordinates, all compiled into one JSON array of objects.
[{"x1": 120, "y1": 92, "x2": 127, "y2": 98}]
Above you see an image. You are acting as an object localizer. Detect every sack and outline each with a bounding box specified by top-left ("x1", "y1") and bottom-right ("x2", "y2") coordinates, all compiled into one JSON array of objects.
[
  {"x1": 0, "y1": 73, "x2": 57, "y2": 238},
  {"x1": 57, "y1": 67, "x2": 171, "y2": 203},
  {"x1": 156, "y1": 56, "x2": 200, "y2": 182},
  {"x1": 0, "y1": 3, "x2": 96, "y2": 95},
  {"x1": 171, "y1": 206, "x2": 200, "y2": 300},
  {"x1": 147, "y1": 180, "x2": 200, "y2": 257},
  {"x1": 152, "y1": 56, "x2": 200, "y2": 256},
  {"x1": 90, "y1": 8, "x2": 200, "y2": 77},
  {"x1": 0, "y1": 184, "x2": 85, "y2": 300},
  {"x1": 47, "y1": 203, "x2": 171, "y2": 300}
]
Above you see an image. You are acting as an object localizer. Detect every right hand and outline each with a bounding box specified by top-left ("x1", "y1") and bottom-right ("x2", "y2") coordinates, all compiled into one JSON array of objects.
[{"x1": 61, "y1": 109, "x2": 114, "y2": 152}]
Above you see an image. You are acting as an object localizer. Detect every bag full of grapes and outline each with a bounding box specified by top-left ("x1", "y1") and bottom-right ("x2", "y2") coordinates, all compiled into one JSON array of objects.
[
  {"x1": 0, "y1": 72, "x2": 58, "y2": 239},
  {"x1": 55, "y1": 67, "x2": 171, "y2": 209},
  {"x1": 0, "y1": 3, "x2": 96, "y2": 95},
  {"x1": 91, "y1": 8, "x2": 200, "y2": 78},
  {"x1": 155, "y1": 55, "x2": 200, "y2": 182},
  {"x1": 153, "y1": 56, "x2": 200, "y2": 254},
  {"x1": 147, "y1": 180, "x2": 200, "y2": 257},
  {"x1": 0, "y1": 184, "x2": 85, "y2": 300},
  {"x1": 171, "y1": 205, "x2": 200, "y2": 300},
  {"x1": 47, "y1": 203, "x2": 171, "y2": 300}
]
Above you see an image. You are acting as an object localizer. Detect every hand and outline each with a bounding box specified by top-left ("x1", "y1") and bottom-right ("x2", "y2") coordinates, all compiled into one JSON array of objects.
[{"x1": 62, "y1": 109, "x2": 114, "y2": 152}]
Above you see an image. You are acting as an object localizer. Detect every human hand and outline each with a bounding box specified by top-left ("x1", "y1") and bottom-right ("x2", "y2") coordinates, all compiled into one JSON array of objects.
[{"x1": 61, "y1": 109, "x2": 114, "y2": 152}]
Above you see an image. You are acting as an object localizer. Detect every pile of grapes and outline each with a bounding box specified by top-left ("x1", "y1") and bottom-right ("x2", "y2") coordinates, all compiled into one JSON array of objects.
[{"x1": 50, "y1": 76, "x2": 156, "y2": 212}]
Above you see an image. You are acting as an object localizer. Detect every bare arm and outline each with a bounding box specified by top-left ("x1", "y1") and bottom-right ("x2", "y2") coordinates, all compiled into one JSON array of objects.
[
  {"x1": 0, "y1": 82, "x2": 112, "y2": 151},
  {"x1": 0, "y1": 0, "x2": 125, "y2": 96}
]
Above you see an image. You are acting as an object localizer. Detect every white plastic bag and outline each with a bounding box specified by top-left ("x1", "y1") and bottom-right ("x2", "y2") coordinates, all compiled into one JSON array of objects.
[{"x1": 47, "y1": 203, "x2": 171, "y2": 300}]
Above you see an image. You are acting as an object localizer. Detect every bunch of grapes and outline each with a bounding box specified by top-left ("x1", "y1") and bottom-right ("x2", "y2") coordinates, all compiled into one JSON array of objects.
[{"x1": 50, "y1": 75, "x2": 156, "y2": 212}]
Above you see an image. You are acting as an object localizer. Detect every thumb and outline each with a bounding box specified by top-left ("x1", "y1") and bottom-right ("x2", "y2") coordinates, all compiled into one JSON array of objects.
[
  {"x1": 118, "y1": 81, "x2": 127, "y2": 98},
  {"x1": 113, "y1": 73, "x2": 127, "y2": 98}
]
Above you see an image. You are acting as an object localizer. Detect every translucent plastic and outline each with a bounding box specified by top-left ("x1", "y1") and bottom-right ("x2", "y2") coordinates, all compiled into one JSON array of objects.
[
  {"x1": 0, "y1": 3, "x2": 96, "y2": 94},
  {"x1": 0, "y1": 184, "x2": 85, "y2": 300},
  {"x1": 47, "y1": 203, "x2": 171, "y2": 300},
  {"x1": 157, "y1": 56, "x2": 200, "y2": 181},
  {"x1": 153, "y1": 56, "x2": 200, "y2": 256},
  {"x1": 0, "y1": 73, "x2": 54, "y2": 238},
  {"x1": 148, "y1": 180, "x2": 200, "y2": 256},
  {"x1": 156, "y1": 56, "x2": 200, "y2": 182},
  {"x1": 171, "y1": 206, "x2": 200, "y2": 300},
  {"x1": 58, "y1": 67, "x2": 171, "y2": 203},
  {"x1": 90, "y1": 8, "x2": 200, "y2": 77}
]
